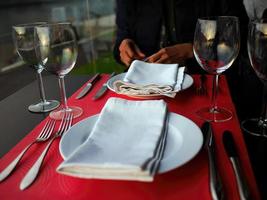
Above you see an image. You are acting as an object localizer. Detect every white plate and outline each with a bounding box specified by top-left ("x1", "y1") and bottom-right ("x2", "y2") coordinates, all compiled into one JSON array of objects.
[
  {"x1": 106, "y1": 73, "x2": 194, "y2": 99},
  {"x1": 59, "y1": 112, "x2": 203, "y2": 174}
]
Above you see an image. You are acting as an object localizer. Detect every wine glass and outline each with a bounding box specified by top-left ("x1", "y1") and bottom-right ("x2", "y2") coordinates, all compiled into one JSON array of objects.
[
  {"x1": 193, "y1": 16, "x2": 240, "y2": 122},
  {"x1": 34, "y1": 22, "x2": 83, "y2": 120},
  {"x1": 12, "y1": 22, "x2": 60, "y2": 112},
  {"x1": 241, "y1": 19, "x2": 267, "y2": 137}
]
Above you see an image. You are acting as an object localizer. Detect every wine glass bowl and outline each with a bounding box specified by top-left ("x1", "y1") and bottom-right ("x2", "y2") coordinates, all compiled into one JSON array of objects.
[
  {"x1": 34, "y1": 22, "x2": 82, "y2": 120},
  {"x1": 193, "y1": 16, "x2": 240, "y2": 122},
  {"x1": 35, "y1": 25, "x2": 78, "y2": 76},
  {"x1": 247, "y1": 20, "x2": 267, "y2": 83},
  {"x1": 194, "y1": 18, "x2": 240, "y2": 74},
  {"x1": 13, "y1": 26, "x2": 40, "y2": 69},
  {"x1": 12, "y1": 22, "x2": 60, "y2": 113},
  {"x1": 241, "y1": 19, "x2": 267, "y2": 137}
]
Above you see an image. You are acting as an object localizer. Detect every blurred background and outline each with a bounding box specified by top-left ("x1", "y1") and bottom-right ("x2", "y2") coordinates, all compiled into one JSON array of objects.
[{"x1": 0, "y1": 0, "x2": 124, "y2": 100}]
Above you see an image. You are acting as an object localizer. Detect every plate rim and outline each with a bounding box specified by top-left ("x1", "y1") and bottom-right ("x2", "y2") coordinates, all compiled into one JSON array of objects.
[
  {"x1": 106, "y1": 72, "x2": 194, "y2": 98},
  {"x1": 59, "y1": 112, "x2": 203, "y2": 174}
]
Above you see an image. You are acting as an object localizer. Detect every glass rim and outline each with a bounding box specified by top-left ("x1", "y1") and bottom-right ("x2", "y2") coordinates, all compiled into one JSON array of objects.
[
  {"x1": 197, "y1": 16, "x2": 239, "y2": 21},
  {"x1": 249, "y1": 18, "x2": 267, "y2": 25},
  {"x1": 12, "y1": 22, "x2": 47, "y2": 28},
  {"x1": 34, "y1": 22, "x2": 72, "y2": 28}
]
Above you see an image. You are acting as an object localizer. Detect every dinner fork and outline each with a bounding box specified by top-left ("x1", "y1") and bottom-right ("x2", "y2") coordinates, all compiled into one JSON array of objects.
[
  {"x1": 196, "y1": 74, "x2": 207, "y2": 95},
  {"x1": 0, "y1": 119, "x2": 55, "y2": 182},
  {"x1": 20, "y1": 112, "x2": 73, "y2": 190}
]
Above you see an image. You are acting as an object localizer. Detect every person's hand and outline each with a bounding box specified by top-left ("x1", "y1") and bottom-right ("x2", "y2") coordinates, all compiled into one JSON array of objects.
[
  {"x1": 119, "y1": 39, "x2": 145, "y2": 66},
  {"x1": 147, "y1": 43, "x2": 193, "y2": 64}
]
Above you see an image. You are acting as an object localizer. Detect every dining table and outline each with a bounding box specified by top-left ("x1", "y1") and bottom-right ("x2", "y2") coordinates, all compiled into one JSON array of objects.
[{"x1": 0, "y1": 73, "x2": 261, "y2": 200}]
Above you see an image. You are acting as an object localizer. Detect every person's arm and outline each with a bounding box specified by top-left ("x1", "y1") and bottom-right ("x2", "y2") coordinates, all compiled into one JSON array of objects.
[
  {"x1": 113, "y1": 0, "x2": 145, "y2": 66},
  {"x1": 113, "y1": 0, "x2": 132, "y2": 64},
  {"x1": 118, "y1": 39, "x2": 145, "y2": 66}
]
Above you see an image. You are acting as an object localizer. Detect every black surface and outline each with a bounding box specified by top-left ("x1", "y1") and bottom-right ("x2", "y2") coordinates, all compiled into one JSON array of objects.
[
  {"x1": 0, "y1": 66, "x2": 36, "y2": 101},
  {"x1": 244, "y1": 133, "x2": 267, "y2": 200},
  {"x1": 0, "y1": 75, "x2": 90, "y2": 158}
]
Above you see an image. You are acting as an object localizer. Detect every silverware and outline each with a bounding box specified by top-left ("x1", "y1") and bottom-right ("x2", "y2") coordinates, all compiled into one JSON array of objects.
[
  {"x1": 0, "y1": 119, "x2": 55, "y2": 182},
  {"x1": 201, "y1": 122, "x2": 224, "y2": 200},
  {"x1": 93, "y1": 72, "x2": 116, "y2": 100},
  {"x1": 75, "y1": 73, "x2": 100, "y2": 99},
  {"x1": 20, "y1": 113, "x2": 73, "y2": 190},
  {"x1": 196, "y1": 74, "x2": 207, "y2": 95},
  {"x1": 223, "y1": 131, "x2": 251, "y2": 200}
]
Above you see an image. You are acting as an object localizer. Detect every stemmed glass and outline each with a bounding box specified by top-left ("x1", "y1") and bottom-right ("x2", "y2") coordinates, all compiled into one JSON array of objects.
[
  {"x1": 12, "y1": 22, "x2": 60, "y2": 112},
  {"x1": 241, "y1": 19, "x2": 267, "y2": 137},
  {"x1": 193, "y1": 16, "x2": 240, "y2": 122},
  {"x1": 34, "y1": 22, "x2": 83, "y2": 120}
]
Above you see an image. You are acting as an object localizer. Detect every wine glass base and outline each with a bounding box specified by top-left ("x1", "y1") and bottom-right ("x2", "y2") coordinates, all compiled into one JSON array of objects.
[
  {"x1": 28, "y1": 100, "x2": 60, "y2": 113},
  {"x1": 241, "y1": 118, "x2": 267, "y2": 138},
  {"x1": 196, "y1": 107, "x2": 232, "y2": 122},
  {"x1": 49, "y1": 106, "x2": 83, "y2": 120}
]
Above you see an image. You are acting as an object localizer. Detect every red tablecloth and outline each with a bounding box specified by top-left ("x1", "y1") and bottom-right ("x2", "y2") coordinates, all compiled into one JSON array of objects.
[{"x1": 0, "y1": 74, "x2": 261, "y2": 200}]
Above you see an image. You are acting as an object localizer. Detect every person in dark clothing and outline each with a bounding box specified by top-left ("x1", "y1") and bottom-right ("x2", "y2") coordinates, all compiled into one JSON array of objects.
[
  {"x1": 113, "y1": 0, "x2": 252, "y2": 120},
  {"x1": 113, "y1": 0, "x2": 249, "y2": 74}
]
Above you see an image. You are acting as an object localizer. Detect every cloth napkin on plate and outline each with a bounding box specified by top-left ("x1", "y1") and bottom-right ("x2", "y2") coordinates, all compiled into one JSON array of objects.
[
  {"x1": 57, "y1": 97, "x2": 168, "y2": 182},
  {"x1": 113, "y1": 60, "x2": 185, "y2": 97}
]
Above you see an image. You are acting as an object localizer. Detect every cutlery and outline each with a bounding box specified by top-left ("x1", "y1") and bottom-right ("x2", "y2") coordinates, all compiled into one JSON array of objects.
[
  {"x1": 223, "y1": 131, "x2": 251, "y2": 200},
  {"x1": 201, "y1": 122, "x2": 224, "y2": 200},
  {"x1": 75, "y1": 73, "x2": 100, "y2": 99},
  {"x1": 20, "y1": 113, "x2": 73, "y2": 190},
  {"x1": 0, "y1": 119, "x2": 55, "y2": 182},
  {"x1": 93, "y1": 72, "x2": 116, "y2": 100},
  {"x1": 196, "y1": 74, "x2": 207, "y2": 95}
]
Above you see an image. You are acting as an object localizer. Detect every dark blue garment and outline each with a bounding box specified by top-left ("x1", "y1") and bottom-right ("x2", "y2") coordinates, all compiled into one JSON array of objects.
[{"x1": 113, "y1": 0, "x2": 249, "y2": 71}]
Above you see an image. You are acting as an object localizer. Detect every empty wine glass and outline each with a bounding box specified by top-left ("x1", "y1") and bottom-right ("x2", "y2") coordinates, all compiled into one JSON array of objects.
[
  {"x1": 241, "y1": 19, "x2": 267, "y2": 137},
  {"x1": 12, "y1": 22, "x2": 60, "y2": 112},
  {"x1": 193, "y1": 16, "x2": 240, "y2": 122},
  {"x1": 34, "y1": 22, "x2": 83, "y2": 120}
]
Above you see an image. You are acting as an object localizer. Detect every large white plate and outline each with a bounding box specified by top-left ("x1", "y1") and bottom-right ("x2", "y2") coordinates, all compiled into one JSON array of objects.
[
  {"x1": 106, "y1": 73, "x2": 194, "y2": 99},
  {"x1": 59, "y1": 113, "x2": 203, "y2": 174}
]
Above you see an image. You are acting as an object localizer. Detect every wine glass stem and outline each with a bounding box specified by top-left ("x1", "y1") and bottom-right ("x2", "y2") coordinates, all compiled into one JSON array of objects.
[
  {"x1": 211, "y1": 74, "x2": 219, "y2": 112},
  {"x1": 36, "y1": 67, "x2": 47, "y2": 103},
  {"x1": 58, "y1": 76, "x2": 68, "y2": 110},
  {"x1": 259, "y1": 83, "x2": 267, "y2": 135}
]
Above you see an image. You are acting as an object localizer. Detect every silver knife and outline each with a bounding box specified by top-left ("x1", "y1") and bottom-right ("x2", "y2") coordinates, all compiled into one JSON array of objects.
[
  {"x1": 93, "y1": 72, "x2": 116, "y2": 100},
  {"x1": 201, "y1": 122, "x2": 224, "y2": 200},
  {"x1": 223, "y1": 131, "x2": 251, "y2": 200},
  {"x1": 75, "y1": 73, "x2": 100, "y2": 99}
]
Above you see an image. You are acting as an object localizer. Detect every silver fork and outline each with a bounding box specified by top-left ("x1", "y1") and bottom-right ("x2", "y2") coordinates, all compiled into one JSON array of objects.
[
  {"x1": 20, "y1": 112, "x2": 73, "y2": 190},
  {"x1": 0, "y1": 119, "x2": 55, "y2": 182}
]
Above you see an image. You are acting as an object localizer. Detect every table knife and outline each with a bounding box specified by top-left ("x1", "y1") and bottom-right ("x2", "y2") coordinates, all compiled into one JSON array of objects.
[
  {"x1": 223, "y1": 131, "x2": 251, "y2": 200},
  {"x1": 75, "y1": 73, "x2": 100, "y2": 99},
  {"x1": 93, "y1": 72, "x2": 116, "y2": 100},
  {"x1": 201, "y1": 122, "x2": 224, "y2": 200}
]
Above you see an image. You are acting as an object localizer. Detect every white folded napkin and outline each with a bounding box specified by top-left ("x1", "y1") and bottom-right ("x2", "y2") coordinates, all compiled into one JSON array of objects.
[
  {"x1": 57, "y1": 97, "x2": 168, "y2": 182},
  {"x1": 113, "y1": 60, "x2": 185, "y2": 97}
]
